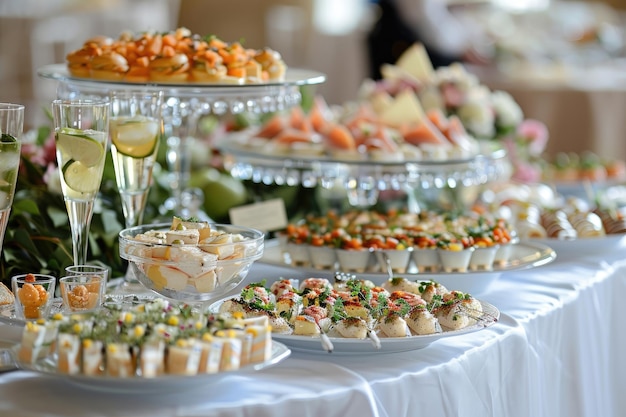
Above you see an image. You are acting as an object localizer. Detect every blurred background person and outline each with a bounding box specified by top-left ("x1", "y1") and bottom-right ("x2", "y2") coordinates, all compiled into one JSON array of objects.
[{"x1": 366, "y1": 0, "x2": 492, "y2": 79}]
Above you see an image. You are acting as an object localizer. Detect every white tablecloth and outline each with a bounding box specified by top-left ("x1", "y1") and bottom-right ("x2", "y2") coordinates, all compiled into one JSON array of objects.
[{"x1": 1, "y1": 241, "x2": 625, "y2": 417}]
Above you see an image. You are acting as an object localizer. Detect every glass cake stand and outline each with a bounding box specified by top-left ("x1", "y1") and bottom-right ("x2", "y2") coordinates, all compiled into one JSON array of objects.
[
  {"x1": 38, "y1": 64, "x2": 326, "y2": 217},
  {"x1": 219, "y1": 141, "x2": 508, "y2": 212}
]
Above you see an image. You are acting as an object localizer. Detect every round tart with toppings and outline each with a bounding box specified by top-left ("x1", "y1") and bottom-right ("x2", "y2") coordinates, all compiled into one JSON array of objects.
[{"x1": 65, "y1": 27, "x2": 287, "y2": 84}]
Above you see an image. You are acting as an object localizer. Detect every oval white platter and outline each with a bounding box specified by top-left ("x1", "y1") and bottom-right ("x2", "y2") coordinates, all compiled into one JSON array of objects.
[
  {"x1": 208, "y1": 298, "x2": 499, "y2": 355},
  {"x1": 10, "y1": 341, "x2": 290, "y2": 393}
]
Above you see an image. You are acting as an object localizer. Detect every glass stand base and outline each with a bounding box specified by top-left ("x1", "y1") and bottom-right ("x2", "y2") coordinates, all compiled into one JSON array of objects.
[
  {"x1": 115, "y1": 265, "x2": 152, "y2": 295},
  {"x1": 160, "y1": 187, "x2": 212, "y2": 222}
]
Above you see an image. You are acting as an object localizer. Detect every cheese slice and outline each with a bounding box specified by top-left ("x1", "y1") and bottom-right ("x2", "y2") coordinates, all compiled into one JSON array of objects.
[
  {"x1": 379, "y1": 89, "x2": 426, "y2": 127},
  {"x1": 369, "y1": 90, "x2": 394, "y2": 116},
  {"x1": 166, "y1": 229, "x2": 200, "y2": 245},
  {"x1": 395, "y1": 43, "x2": 434, "y2": 82},
  {"x1": 380, "y1": 63, "x2": 418, "y2": 83}
]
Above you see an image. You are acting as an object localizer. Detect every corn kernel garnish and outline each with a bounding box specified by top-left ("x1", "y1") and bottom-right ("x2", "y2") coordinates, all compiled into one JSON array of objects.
[
  {"x1": 448, "y1": 243, "x2": 463, "y2": 251},
  {"x1": 134, "y1": 325, "x2": 145, "y2": 337},
  {"x1": 26, "y1": 321, "x2": 39, "y2": 332}
]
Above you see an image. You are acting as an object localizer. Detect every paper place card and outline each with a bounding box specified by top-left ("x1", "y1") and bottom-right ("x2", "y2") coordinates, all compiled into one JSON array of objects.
[{"x1": 229, "y1": 198, "x2": 288, "y2": 232}]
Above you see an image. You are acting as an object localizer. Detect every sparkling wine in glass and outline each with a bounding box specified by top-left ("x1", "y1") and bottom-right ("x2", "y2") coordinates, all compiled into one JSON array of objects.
[
  {"x1": 109, "y1": 90, "x2": 163, "y2": 290},
  {"x1": 52, "y1": 99, "x2": 109, "y2": 266},
  {"x1": 0, "y1": 103, "x2": 24, "y2": 253},
  {"x1": 109, "y1": 90, "x2": 163, "y2": 228}
]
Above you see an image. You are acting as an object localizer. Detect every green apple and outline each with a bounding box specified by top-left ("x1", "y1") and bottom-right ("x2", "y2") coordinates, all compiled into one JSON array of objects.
[{"x1": 188, "y1": 168, "x2": 248, "y2": 221}]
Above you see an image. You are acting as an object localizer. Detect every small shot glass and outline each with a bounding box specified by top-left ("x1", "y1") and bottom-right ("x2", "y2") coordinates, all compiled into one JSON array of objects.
[
  {"x1": 11, "y1": 274, "x2": 56, "y2": 320},
  {"x1": 65, "y1": 265, "x2": 109, "y2": 298},
  {"x1": 59, "y1": 275, "x2": 104, "y2": 313}
]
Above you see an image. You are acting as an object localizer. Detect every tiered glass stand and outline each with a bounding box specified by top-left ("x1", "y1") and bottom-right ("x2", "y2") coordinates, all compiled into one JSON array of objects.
[
  {"x1": 39, "y1": 64, "x2": 508, "y2": 215},
  {"x1": 219, "y1": 141, "x2": 508, "y2": 213},
  {"x1": 38, "y1": 64, "x2": 326, "y2": 217}
]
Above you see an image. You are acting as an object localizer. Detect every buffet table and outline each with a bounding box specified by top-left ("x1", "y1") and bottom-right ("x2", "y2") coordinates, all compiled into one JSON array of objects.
[{"x1": 1, "y1": 239, "x2": 625, "y2": 417}]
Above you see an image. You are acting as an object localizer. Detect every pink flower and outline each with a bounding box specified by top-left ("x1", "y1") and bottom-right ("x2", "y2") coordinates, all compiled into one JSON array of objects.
[
  {"x1": 20, "y1": 131, "x2": 57, "y2": 168},
  {"x1": 511, "y1": 161, "x2": 542, "y2": 183},
  {"x1": 21, "y1": 142, "x2": 47, "y2": 166},
  {"x1": 502, "y1": 137, "x2": 519, "y2": 162},
  {"x1": 42, "y1": 164, "x2": 62, "y2": 195},
  {"x1": 41, "y1": 133, "x2": 57, "y2": 165},
  {"x1": 516, "y1": 119, "x2": 548, "y2": 156},
  {"x1": 441, "y1": 83, "x2": 465, "y2": 108}
]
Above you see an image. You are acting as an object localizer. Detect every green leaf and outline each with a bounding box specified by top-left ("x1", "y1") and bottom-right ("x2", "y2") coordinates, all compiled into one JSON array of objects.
[
  {"x1": 37, "y1": 125, "x2": 52, "y2": 146},
  {"x1": 11, "y1": 229, "x2": 41, "y2": 257},
  {"x1": 13, "y1": 199, "x2": 41, "y2": 216},
  {"x1": 101, "y1": 209, "x2": 123, "y2": 237},
  {"x1": 48, "y1": 206, "x2": 70, "y2": 228}
]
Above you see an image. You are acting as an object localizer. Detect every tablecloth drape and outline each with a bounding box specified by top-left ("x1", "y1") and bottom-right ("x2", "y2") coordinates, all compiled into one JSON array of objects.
[{"x1": 1, "y1": 238, "x2": 625, "y2": 417}]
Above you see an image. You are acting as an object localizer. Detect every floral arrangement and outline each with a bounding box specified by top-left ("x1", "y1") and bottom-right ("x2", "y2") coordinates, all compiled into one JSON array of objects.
[{"x1": 416, "y1": 63, "x2": 549, "y2": 182}]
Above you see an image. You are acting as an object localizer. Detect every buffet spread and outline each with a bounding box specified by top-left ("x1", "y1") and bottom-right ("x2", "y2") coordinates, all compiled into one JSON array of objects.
[{"x1": 1, "y1": 24, "x2": 626, "y2": 416}]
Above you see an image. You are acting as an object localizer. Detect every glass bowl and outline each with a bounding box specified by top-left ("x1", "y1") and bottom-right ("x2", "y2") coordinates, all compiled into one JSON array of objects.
[{"x1": 119, "y1": 223, "x2": 264, "y2": 302}]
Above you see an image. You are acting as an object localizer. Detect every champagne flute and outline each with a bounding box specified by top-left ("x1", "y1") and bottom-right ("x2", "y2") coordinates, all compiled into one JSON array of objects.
[
  {"x1": 109, "y1": 90, "x2": 163, "y2": 227},
  {"x1": 52, "y1": 99, "x2": 109, "y2": 266},
  {"x1": 109, "y1": 90, "x2": 163, "y2": 288},
  {"x1": 0, "y1": 103, "x2": 24, "y2": 253}
]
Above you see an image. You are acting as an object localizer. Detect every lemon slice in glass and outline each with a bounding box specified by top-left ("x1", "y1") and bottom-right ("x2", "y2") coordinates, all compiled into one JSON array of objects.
[
  {"x1": 110, "y1": 116, "x2": 159, "y2": 158},
  {"x1": 62, "y1": 160, "x2": 103, "y2": 194},
  {"x1": 0, "y1": 133, "x2": 17, "y2": 143},
  {"x1": 56, "y1": 128, "x2": 105, "y2": 168}
]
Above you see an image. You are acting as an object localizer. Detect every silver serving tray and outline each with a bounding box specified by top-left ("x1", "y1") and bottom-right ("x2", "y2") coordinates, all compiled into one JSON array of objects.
[{"x1": 259, "y1": 240, "x2": 556, "y2": 295}]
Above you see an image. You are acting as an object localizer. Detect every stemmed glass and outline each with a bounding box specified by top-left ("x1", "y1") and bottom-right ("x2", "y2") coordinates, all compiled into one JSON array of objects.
[
  {"x1": 109, "y1": 90, "x2": 163, "y2": 288},
  {"x1": 109, "y1": 90, "x2": 163, "y2": 227},
  {"x1": 0, "y1": 103, "x2": 24, "y2": 254},
  {"x1": 52, "y1": 99, "x2": 109, "y2": 266}
]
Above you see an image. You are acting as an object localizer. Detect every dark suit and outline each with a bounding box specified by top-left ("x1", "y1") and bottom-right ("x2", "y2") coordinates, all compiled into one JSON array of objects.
[{"x1": 366, "y1": 0, "x2": 461, "y2": 79}]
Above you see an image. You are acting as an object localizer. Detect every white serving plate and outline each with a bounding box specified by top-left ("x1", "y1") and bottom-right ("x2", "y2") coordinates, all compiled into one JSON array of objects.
[
  {"x1": 260, "y1": 240, "x2": 556, "y2": 294},
  {"x1": 208, "y1": 298, "x2": 499, "y2": 355},
  {"x1": 275, "y1": 300, "x2": 499, "y2": 355},
  {"x1": 528, "y1": 234, "x2": 626, "y2": 259},
  {"x1": 10, "y1": 341, "x2": 290, "y2": 393}
]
